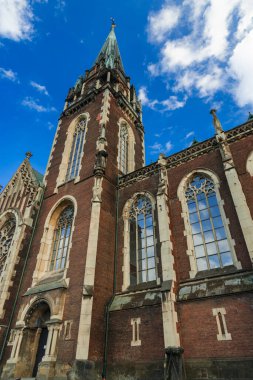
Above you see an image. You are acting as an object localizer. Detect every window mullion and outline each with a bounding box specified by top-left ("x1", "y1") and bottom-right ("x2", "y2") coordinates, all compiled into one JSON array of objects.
[
  {"x1": 60, "y1": 221, "x2": 68, "y2": 269},
  {"x1": 136, "y1": 212, "x2": 139, "y2": 284},
  {"x1": 152, "y1": 208, "x2": 157, "y2": 279},
  {"x1": 144, "y1": 212, "x2": 148, "y2": 281},
  {"x1": 72, "y1": 132, "x2": 80, "y2": 177},
  {"x1": 52, "y1": 228, "x2": 59, "y2": 269},
  {"x1": 195, "y1": 192, "x2": 210, "y2": 270},
  {"x1": 68, "y1": 134, "x2": 76, "y2": 180},
  {"x1": 206, "y1": 191, "x2": 223, "y2": 268},
  {"x1": 75, "y1": 130, "x2": 83, "y2": 177}
]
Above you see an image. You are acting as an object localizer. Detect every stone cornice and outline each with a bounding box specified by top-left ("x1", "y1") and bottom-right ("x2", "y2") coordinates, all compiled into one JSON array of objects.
[
  {"x1": 61, "y1": 83, "x2": 144, "y2": 133},
  {"x1": 61, "y1": 89, "x2": 98, "y2": 117},
  {"x1": 118, "y1": 120, "x2": 253, "y2": 188}
]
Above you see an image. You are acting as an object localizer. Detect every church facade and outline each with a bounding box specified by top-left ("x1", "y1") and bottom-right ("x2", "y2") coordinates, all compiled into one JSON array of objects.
[{"x1": 0, "y1": 25, "x2": 253, "y2": 380}]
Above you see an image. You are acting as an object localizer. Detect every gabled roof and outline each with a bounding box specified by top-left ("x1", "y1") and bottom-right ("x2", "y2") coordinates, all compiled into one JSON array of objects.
[
  {"x1": 94, "y1": 26, "x2": 125, "y2": 72},
  {"x1": 0, "y1": 157, "x2": 44, "y2": 199}
]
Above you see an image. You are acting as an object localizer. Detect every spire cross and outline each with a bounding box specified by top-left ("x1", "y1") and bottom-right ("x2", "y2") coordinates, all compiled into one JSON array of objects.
[
  {"x1": 110, "y1": 17, "x2": 116, "y2": 29},
  {"x1": 25, "y1": 151, "x2": 33, "y2": 160}
]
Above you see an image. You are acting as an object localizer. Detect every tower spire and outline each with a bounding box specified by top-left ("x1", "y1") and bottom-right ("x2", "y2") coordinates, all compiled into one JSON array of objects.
[{"x1": 94, "y1": 20, "x2": 125, "y2": 72}]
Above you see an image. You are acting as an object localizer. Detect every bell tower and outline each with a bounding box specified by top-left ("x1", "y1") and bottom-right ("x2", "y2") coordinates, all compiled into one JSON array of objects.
[{"x1": 0, "y1": 23, "x2": 145, "y2": 380}]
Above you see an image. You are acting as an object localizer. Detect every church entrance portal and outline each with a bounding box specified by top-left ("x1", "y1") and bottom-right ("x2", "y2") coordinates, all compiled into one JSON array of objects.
[{"x1": 22, "y1": 301, "x2": 51, "y2": 378}]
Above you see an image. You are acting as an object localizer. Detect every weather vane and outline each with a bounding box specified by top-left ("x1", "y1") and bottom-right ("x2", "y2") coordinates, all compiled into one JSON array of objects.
[{"x1": 110, "y1": 17, "x2": 116, "y2": 29}]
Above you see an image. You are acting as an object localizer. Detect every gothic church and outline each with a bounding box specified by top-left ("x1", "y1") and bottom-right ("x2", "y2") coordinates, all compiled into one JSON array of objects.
[{"x1": 0, "y1": 24, "x2": 253, "y2": 380}]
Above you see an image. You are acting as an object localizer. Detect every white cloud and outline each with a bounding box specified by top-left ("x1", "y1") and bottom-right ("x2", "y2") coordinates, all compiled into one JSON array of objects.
[
  {"x1": 0, "y1": 0, "x2": 34, "y2": 41},
  {"x1": 55, "y1": 0, "x2": 66, "y2": 12},
  {"x1": 149, "y1": 140, "x2": 173, "y2": 155},
  {"x1": 0, "y1": 67, "x2": 18, "y2": 82},
  {"x1": 0, "y1": 0, "x2": 47, "y2": 41},
  {"x1": 185, "y1": 131, "x2": 194, "y2": 139},
  {"x1": 148, "y1": 5, "x2": 181, "y2": 43},
  {"x1": 138, "y1": 86, "x2": 187, "y2": 111},
  {"x1": 30, "y1": 81, "x2": 49, "y2": 96},
  {"x1": 147, "y1": 0, "x2": 253, "y2": 107},
  {"x1": 147, "y1": 63, "x2": 159, "y2": 77},
  {"x1": 229, "y1": 30, "x2": 253, "y2": 107},
  {"x1": 21, "y1": 97, "x2": 56, "y2": 112},
  {"x1": 47, "y1": 121, "x2": 54, "y2": 130},
  {"x1": 138, "y1": 86, "x2": 149, "y2": 106},
  {"x1": 160, "y1": 96, "x2": 187, "y2": 111},
  {"x1": 165, "y1": 141, "x2": 173, "y2": 152}
]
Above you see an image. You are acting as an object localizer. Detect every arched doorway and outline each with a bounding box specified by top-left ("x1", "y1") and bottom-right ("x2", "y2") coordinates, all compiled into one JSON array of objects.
[{"x1": 23, "y1": 301, "x2": 51, "y2": 377}]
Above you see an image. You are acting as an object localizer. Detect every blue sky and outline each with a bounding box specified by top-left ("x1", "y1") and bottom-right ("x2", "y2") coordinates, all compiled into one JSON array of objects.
[{"x1": 1, "y1": 0, "x2": 253, "y2": 188}]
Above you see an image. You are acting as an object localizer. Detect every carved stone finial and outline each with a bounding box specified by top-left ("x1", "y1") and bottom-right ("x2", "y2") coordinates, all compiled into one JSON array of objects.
[
  {"x1": 25, "y1": 151, "x2": 32, "y2": 159},
  {"x1": 210, "y1": 109, "x2": 223, "y2": 134},
  {"x1": 248, "y1": 112, "x2": 253, "y2": 121},
  {"x1": 158, "y1": 153, "x2": 166, "y2": 166}
]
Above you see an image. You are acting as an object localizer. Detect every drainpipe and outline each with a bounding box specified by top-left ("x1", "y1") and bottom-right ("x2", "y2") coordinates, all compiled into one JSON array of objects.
[
  {"x1": 102, "y1": 177, "x2": 119, "y2": 379},
  {"x1": 0, "y1": 186, "x2": 45, "y2": 366}
]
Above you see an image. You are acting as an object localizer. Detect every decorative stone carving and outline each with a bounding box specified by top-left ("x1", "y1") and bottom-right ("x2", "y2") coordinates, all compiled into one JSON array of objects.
[{"x1": 0, "y1": 217, "x2": 16, "y2": 274}]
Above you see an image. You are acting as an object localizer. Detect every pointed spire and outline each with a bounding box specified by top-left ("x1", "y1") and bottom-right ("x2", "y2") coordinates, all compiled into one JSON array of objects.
[{"x1": 94, "y1": 20, "x2": 125, "y2": 72}]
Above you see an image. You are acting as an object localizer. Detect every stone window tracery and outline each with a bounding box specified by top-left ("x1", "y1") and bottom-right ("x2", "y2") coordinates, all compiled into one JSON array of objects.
[
  {"x1": 185, "y1": 174, "x2": 233, "y2": 271},
  {"x1": 66, "y1": 118, "x2": 87, "y2": 181},
  {"x1": 0, "y1": 217, "x2": 16, "y2": 275},
  {"x1": 49, "y1": 205, "x2": 74, "y2": 271},
  {"x1": 129, "y1": 194, "x2": 157, "y2": 285},
  {"x1": 119, "y1": 123, "x2": 129, "y2": 174}
]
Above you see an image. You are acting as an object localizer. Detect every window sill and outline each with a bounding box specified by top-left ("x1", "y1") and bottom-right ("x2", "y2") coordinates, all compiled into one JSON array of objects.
[
  {"x1": 194, "y1": 265, "x2": 238, "y2": 280},
  {"x1": 126, "y1": 280, "x2": 159, "y2": 293},
  {"x1": 178, "y1": 269, "x2": 253, "y2": 301}
]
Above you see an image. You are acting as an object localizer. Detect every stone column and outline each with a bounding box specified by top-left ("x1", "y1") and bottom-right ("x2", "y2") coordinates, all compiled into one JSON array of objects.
[
  {"x1": 43, "y1": 323, "x2": 61, "y2": 361},
  {"x1": 156, "y1": 154, "x2": 180, "y2": 349},
  {"x1": 7, "y1": 328, "x2": 23, "y2": 363},
  {"x1": 211, "y1": 109, "x2": 253, "y2": 263}
]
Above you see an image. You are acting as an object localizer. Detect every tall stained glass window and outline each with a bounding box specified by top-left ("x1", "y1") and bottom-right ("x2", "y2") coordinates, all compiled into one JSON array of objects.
[
  {"x1": 185, "y1": 174, "x2": 233, "y2": 271},
  {"x1": 49, "y1": 205, "x2": 74, "y2": 271},
  {"x1": 66, "y1": 119, "x2": 87, "y2": 181},
  {"x1": 129, "y1": 195, "x2": 156, "y2": 285},
  {"x1": 119, "y1": 123, "x2": 128, "y2": 174},
  {"x1": 0, "y1": 217, "x2": 16, "y2": 275}
]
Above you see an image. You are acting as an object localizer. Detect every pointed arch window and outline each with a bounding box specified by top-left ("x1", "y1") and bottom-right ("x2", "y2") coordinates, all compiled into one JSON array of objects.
[
  {"x1": 129, "y1": 195, "x2": 157, "y2": 285},
  {"x1": 66, "y1": 118, "x2": 87, "y2": 181},
  {"x1": 186, "y1": 174, "x2": 233, "y2": 271},
  {"x1": 0, "y1": 217, "x2": 16, "y2": 275},
  {"x1": 119, "y1": 123, "x2": 129, "y2": 174},
  {"x1": 49, "y1": 205, "x2": 74, "y2": 271}
]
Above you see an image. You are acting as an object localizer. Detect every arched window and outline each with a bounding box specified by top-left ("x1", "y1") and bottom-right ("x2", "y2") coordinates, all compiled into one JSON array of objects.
[
  {"x1": 129, "y1": 194, "x2": 157, "y2": 285},
  {"x1": 119, "y1": 123, "x2": 129, "y2": 174},
  {"x1": 185, "y1": 174, "x2": 233, "y2": 271},
  {"x1": 49, "y1": 205, "x2": 74, "y2": 271},
  {"x1": 66, "y1": 118, "x2": 87, "y2": 181},
  {"x1": 0, "y1": 217, "x2": 16, "y2": 275}
]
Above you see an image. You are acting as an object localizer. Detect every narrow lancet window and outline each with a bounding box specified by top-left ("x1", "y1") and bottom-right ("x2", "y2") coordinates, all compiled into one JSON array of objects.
[
  {"x1": 185, "y1": 174, "x2": 233, "y2": 271},
  {"x1": 0, "y1": 217, "x2": 16, "y2": 275},
  {"x1": 66, "y1": 118, "x2": 87, "y2": 181},
  {"x1": 129, "y1": 195, "x2": 156, "y2": 285},
  {"x1": 49, "y1": 205, "x2": 74, "y2": 271},
  {"x1": 119, "y1": 123, "x2": 129, "y2": 174}
]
